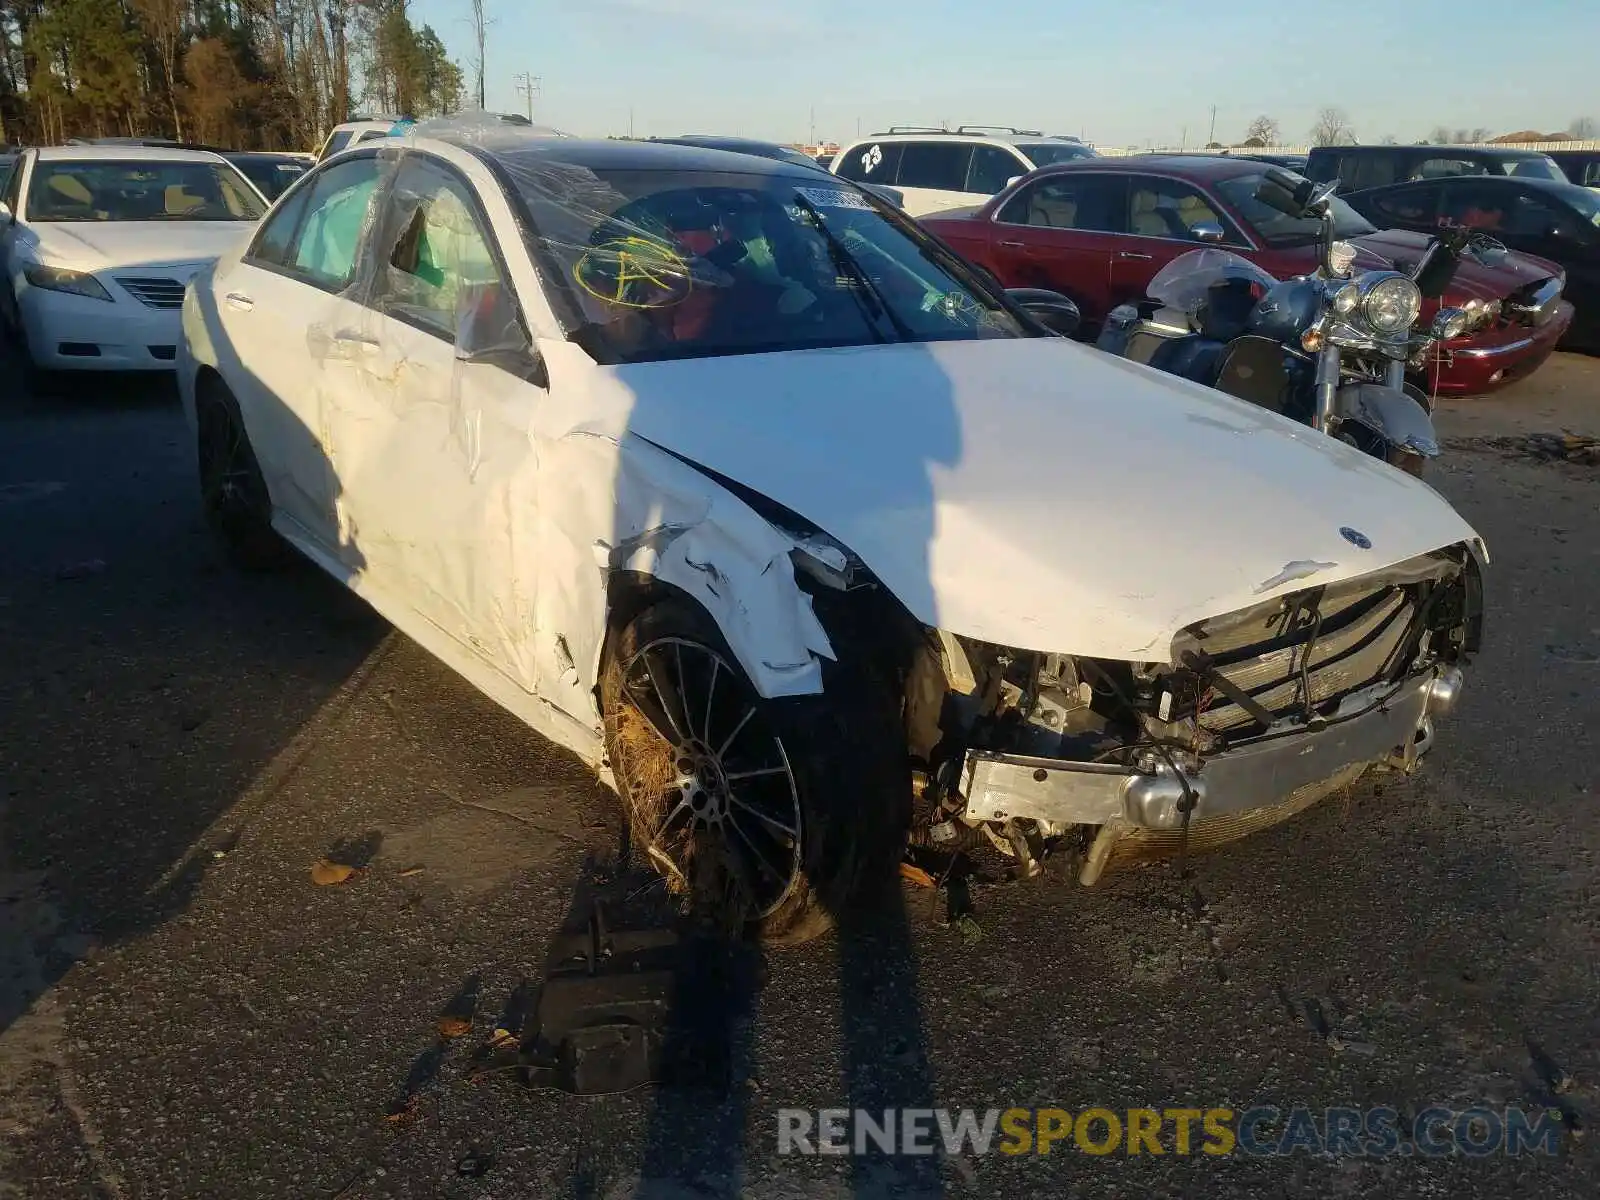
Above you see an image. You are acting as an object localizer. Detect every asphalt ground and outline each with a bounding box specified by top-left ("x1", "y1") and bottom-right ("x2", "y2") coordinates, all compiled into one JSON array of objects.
[{"x1": 1, "y1": 353, "x2": 1597, "y2": 1199}]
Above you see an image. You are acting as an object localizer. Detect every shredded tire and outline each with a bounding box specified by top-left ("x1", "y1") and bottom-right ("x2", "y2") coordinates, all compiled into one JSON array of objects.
[{"x1": 601, "y1": 596, "x2": 909, "y2": 945}]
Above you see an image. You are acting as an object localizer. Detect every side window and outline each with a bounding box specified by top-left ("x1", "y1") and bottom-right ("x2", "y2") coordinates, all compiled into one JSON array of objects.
[
  {"x1": 1365, "y1": 183, "x2": 1439, "y2": 227},
  {"x1": 1341, "y1": 153, "x2": 1398, "y2": 192},
  {"x1": 247, "y1": 184, "x2": 314, "y2": 266},
  {"x1": 1128, "y1": 177, "x2": 1230, "y2": 241},
  {"x1": 967, "y1": 145, "x2": 1024, "y2": 195},
  {"x1": 1458, "y1": 189, "x2": 1580, "y2": 239},
  {"x1": 1438, "y1": 183, "x2": 1519, "y2": 232},
  {"x1": 998, "y1": 175, "x2": 1125, "y2": 233},
  {"x1": 1412, "y1": 157, "x2": 1488, "y2": 180},
  {"x1": 371, "y1": 160, "x2": 511, "y2": 344},
  {"x1": 897, "y1": 142, "x2": 975, "y2": 192},
  {"x1": 282, "y1": 156, "x2": 383, "y2": 288},
  {"x1": 836, "y1": 142, "x2": 903, "y2": 184},
  {"x1": 1584, "y1": 160, "x2": 1600, "y2": 187}
]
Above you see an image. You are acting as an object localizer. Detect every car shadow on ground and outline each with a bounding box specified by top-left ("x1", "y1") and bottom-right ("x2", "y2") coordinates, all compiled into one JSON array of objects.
[{"x1": 0, "y1": 349, "x2": 383, "y2": 1048}]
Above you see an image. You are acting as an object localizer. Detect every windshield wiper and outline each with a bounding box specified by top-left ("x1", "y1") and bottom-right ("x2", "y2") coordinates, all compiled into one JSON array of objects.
[{"x1": 789, "y1": 192, "x2": 911, "y2": 344}]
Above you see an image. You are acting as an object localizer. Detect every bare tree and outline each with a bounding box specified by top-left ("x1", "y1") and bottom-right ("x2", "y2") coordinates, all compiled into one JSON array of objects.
[
  {"x1": 1427, "y1": 125, "x2": 1451, "y2": 145},
  {"x1": 1244, "y1": 114, "x2": 1280, "y2": 146},
  {"x1": 1570, "y1": 116, "x2": 1598, "y2": 139},
  {"x1": 129, "y1": 0, "x2": 187, "y2": 140},
  {"x1": 1378, "y1": 133, "x2": 1398, "y2": 145},
  {"x1": 469, "y1": 0, "x2": 487, "y2": 109},
  {"x1": 1309, "y1": 106, "x2": 1354, "y2": 146}
]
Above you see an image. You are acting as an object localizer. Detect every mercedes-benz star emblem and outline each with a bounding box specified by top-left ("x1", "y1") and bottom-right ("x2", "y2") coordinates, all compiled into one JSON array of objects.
[{"x1": 1340, "y1": 527, "x2": 1373, "y2": 550}]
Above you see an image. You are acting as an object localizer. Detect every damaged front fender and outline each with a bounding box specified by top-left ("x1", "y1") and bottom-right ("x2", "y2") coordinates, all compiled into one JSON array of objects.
[{"x1": 591, "y1": 437, "x2": 838, "y2": 699}]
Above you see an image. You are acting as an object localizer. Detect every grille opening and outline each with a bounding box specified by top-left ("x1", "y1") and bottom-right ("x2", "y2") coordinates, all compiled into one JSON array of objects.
[
  {"x1": 117, "y1": 277, "x2": 187, "y2": 309},
  {"x1": 147, "y1": 345, "x2": 177, "y2": 361},
  {"x1": 57, "y1": 342, "x2": 101, "y2": 357}
]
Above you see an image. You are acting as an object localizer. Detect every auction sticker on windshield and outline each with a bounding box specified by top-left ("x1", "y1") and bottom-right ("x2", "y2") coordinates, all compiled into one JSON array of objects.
[{"x1": 795, "y1": 186, "x2": 873, "y2": 211}]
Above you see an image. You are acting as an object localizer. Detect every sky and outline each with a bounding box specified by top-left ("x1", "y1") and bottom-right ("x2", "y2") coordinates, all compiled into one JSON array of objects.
[{"x1": 408, "y1": 0, "x2": 1599, "y2": 149}]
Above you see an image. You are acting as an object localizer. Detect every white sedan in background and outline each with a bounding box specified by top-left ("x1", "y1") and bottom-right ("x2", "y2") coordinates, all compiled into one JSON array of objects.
[
  {"x1": 0, "y1": 145, "x2": 267, "y2": 375},
  {"x1": 179, "y1": 126, "x2": 1483, "y2": 944}
]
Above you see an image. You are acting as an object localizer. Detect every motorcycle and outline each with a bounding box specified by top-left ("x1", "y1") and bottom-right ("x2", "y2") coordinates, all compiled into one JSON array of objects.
[{"x1": 1096, "y1": 168, "x2": 1476, "y2": 475}]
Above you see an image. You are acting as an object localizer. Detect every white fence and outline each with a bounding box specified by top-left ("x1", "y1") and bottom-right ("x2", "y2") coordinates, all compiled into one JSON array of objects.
[{"x1": 1099, "y1": 140, "x2": 1600, "y2": 157}]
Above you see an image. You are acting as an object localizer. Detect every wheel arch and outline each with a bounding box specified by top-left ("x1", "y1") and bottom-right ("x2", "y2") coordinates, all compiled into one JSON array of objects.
[{"x1": 584, "y1": 438, "x2": 925, "y2": 716}]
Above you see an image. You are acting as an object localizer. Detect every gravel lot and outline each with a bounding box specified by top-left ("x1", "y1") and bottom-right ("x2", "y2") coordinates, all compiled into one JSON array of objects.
[{"x1": 1, "y1": 353, "x2": 1597, "y2": 1199}]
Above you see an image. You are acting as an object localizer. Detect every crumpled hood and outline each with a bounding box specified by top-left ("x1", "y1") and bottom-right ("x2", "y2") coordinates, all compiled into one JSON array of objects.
[
  {"x1": 596, "y1": 337, "x2": 1483, "y2": 662},
  {"x1": 25, "y1": 222, "x2": 253, "y2": 272},
  {"x1": 1351, "y1": 229, "x2": 1562, "y2": 302}
]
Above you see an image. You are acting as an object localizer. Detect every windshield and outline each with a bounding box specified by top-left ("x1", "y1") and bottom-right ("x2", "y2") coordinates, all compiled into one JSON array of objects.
[
  {"x1": 1506, "y1": 155, "x2": 1564, "y2": 182},
  {"x1": 26, "y1": 159, "x2": 267, "y2": 222},
  {"x1": 1016, "y1": 143, "x2": 1098, "y2": 167},
  {"x1": 1214, "y1": 172, "x2": 1375, "y2": 245},
  {"x1": 1146, "y1": 248, "x2": 1279, "y2": 314},
  {"x1": 509, "y1": 161, "x2": 1032, "y2": 363},
  {"x1": 1558, "y1": 184, "x2": 1600, "y2": 227}
]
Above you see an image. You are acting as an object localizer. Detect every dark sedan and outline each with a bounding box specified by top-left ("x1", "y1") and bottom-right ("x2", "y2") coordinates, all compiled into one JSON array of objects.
[
  {"x1": 648, "y1": 136, "x2": 903, "y2": 208},
  {"x1": 921, "y1": 155, "x2": 1574, "y2": 393},
  {"x1": 223, "y1": 151, "x2": 311, "y2": 200},
  {"x1": 1341, "y1": 175, "x2": 1599, "y2": 353}
]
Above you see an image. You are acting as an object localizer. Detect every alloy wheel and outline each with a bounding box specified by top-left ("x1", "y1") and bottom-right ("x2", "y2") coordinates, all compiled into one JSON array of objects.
[{"x1": 610, "y1": 636, "x2": 803, "y2": 919}]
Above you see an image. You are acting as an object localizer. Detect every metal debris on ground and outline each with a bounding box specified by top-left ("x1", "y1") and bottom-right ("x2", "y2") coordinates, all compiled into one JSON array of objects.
[{"x1": 1494, "y1": 431, "x2": 1600, "y2": 465}]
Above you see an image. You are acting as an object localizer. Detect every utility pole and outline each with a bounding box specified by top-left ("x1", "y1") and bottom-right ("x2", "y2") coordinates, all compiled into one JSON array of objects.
[
  {"x1": 628, "y1": 107, "x2": 634, "y2": 138},
  {"x1": 1180, "y1": 125, "x2": 1187, "y2": 151},
  {"x1": 1208, "y1": 104, "x2": 1217, "y2": 145},
  {"x1": 809, "y1": 106, "x2": 815, "y2": 148},
  {"x1": 514, "y1": 72, "x2": 541, "y2": 122}
]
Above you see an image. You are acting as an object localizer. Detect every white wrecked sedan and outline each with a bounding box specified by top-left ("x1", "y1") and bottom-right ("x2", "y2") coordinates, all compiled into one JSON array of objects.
[{"x1": 178, "y1": 124, "x2": 1485, "y2": 941}]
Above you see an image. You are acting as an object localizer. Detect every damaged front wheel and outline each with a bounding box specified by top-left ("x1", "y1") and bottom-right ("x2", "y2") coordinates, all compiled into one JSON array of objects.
[{"x1": 601, "y1": 598, "x2": 906, "y2": 944}]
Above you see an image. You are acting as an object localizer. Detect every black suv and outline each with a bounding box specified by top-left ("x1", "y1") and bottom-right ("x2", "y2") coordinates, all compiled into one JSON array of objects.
[
  {"x1": 1305, "y1": 145, "x2": 1566, "y2": 192},
  {"x1": 1548, "y1": 150, "x2": 1600, "y2": 189}
]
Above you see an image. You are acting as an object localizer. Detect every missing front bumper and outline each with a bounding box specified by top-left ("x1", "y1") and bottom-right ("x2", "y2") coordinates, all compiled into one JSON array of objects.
[{"x1": 961, "y1": 669, "x2": 1457, "y2": 838}]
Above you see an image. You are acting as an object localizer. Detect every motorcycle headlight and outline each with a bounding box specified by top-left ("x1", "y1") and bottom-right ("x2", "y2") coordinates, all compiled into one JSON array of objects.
[
  {"x1": 1331, "y1": 282, "x2": 1360, "y2": 315},
  {"x1": 1431, "y1": 307, "x2": 1471, "y2": 341},
  {"x1": 23, "y1": 264, "x2": 114, "y2": 302},
  {"x1": 1362, "y1": 276, "x2": 1422, "y2": 334},
  {"x1": 1482, "y1": 298, "x2": 1502, "y2": 325}
]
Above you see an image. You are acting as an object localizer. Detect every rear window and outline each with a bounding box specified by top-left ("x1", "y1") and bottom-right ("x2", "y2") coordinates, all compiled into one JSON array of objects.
[{"x1": 835, "y1": 141, "x2": 903, "y2": 185}]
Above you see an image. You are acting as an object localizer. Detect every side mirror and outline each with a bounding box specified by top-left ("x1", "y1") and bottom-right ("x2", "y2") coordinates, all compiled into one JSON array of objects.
[
  {"x1": 1191, "y1": 221, "x2": 1226, "y2": 244},
  {"x1": 1006, "y1": 287, "x2": 1081, "y2": 337},
  {"x1": 1005, "y1": 175, "x2": 1024, "y2": 190},
  {"x1": 0, "y1": 201, "x2": 11, "y2": 224}
]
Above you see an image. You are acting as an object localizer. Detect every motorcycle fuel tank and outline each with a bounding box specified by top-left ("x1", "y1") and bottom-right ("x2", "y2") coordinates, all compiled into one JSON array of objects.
[{"x1": 1248, "y1": 279, "x2": 1323, "y2": 342}]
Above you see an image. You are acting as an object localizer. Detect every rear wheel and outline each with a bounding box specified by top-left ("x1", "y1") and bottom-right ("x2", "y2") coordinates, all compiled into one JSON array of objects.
[
  {"x1": 601, "y1": 597, "x2": 907, "y2": 944},
  {"x1": 197, "y1": 384, "x2": 292, "y2": 570}
]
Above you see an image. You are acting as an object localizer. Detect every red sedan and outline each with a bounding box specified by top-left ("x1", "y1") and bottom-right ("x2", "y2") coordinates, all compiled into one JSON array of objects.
[{"x1": 921, "y1": 156, "x2": 1573, "y2": 395}]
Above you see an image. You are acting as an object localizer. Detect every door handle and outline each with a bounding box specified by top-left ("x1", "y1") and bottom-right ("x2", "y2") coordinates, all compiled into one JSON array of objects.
[
  {"x1": 224, "y1": 291, "x2": 254, "y2": 311},
  {"x1": 1118, "y1": 251, "x2": 1153, "y2": 261},
  {"x1": 331, "y1": 329, "x2": 382, "y2": 354},
  {"x1": 998, "y1": 240, "x2": 1026, "y2": 249}
]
